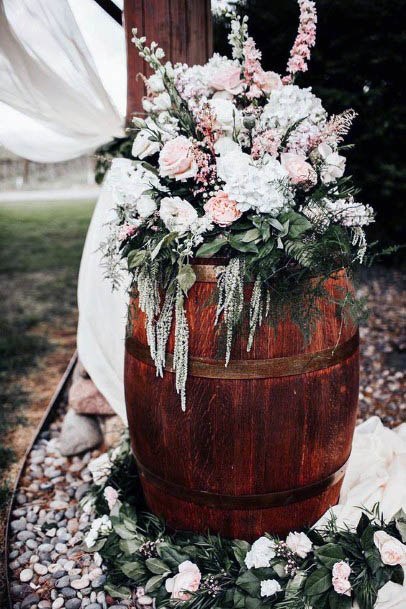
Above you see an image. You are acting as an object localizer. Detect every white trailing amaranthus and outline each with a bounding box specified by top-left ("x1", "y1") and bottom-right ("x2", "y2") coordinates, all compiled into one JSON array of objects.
[
  {"x1": 216, "y1": 258, "x2": 245, "y2": 365},
  {"x1": 248, "y1": 276, "x2": 264, "y2": 352},
  {"x1": 173, "y1": 286, "x2": 189, "y2": 411}
]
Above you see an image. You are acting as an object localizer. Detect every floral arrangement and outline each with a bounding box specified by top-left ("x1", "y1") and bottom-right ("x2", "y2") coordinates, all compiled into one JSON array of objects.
[
  {"x1": 82, "y1": 440, "x2": 406, "y2": 609},
  {"x1": 104, "y1": 2, "x2": 374, "y2": 409}
]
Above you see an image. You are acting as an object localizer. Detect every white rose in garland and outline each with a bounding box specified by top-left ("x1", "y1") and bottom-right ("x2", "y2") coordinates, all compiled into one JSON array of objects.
[
  {"x1": 260, "y1": 579, "x2": 282, "y2": 597},
  {"x1": 244, "y1": 536, "x2": 276, "y2": 569},
  {"x1": 209, "y1": 97, "x2": 242, "y2": 134},
  {"x1": 285, "y1": 531, "x2": 313, "y2": 558},
  {"x1": 159, "y1": 135, "x2": 197, "y2": 181},
  {"x1": 374, "y1": 531, "x2": 406, "y2": 566},
  {"x1": 159, "y1": 197, "x2": 198, "y2": 234},
  {"x1": 165, "y1": 560, "x2": 201, "y2": 601},
  {"x1": 136, "y1": 195, "x2": 157, "y2": 218}
]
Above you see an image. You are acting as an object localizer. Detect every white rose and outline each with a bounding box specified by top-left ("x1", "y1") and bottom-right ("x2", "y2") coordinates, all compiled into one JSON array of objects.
[
  {"x1": 159, "y1": 197, "x2": 198, "y2": 234},
  {"x1": 285, "y1": 532, "x2": 313, "y2": 558},
  {"x1": 374, "y1": 581, "x2": 406, "y2": 609},
  {"x1": 147, "y1": 72, "x2": 165, "y2": 93},
  {"x1": 374, "y1": 531, "x2": 406, "y2": 566},
  {"x1": 260, "y1": 579, "x2": 282, "y2": 597},
  {"x1": 165, "y1": 560, "x2": 201, "y2": 601},
  {"x1": 209, "y1": 98, "x2": 242, "y2": 134},
  {"x1": 132, "y1": 129, "x2": 160, "y2": 159},
  {"x1": 137, "y1": 195, "x2": 157, "y2": 218},
  {"x1": 245, "y1": 536, "x2": 276, "y2": 569},
  {"x1": 318, "y1": 143, "x2": 346, "y2": 184},
  {"x1": 214, "y1": 136, "x2": 240, "y2": 157}
]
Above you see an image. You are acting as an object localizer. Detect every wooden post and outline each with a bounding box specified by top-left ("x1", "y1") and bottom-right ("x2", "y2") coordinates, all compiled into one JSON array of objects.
[{"x1": 123, "y1": 0, "x2": 213, "y2": 121}]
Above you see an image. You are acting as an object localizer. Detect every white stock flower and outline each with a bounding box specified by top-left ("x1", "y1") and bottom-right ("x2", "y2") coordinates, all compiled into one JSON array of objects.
[
  {"x1": 318, "y1": 143, "x2": 346, "y2": 184},
  {"x1": 245, "y1": 536, "x2": 276, "y2": 569},
  {"x1": 84, "y1": 514, "x2": 112, "y2": 549},
  {"x1": 88, "y1": 453, "x2": 112, "y2": 486},
  {"x1": 285, "y1": 532, "x2": 313, "y2": 558},
  {"x1": 147, "y1": 72, "x2": 165, "y2": 93},
  {"x1": 324, "y1": 197, "x2": 374, "y2": 227},
  {"x1": 209, "y1": 98, "x2": 242, "y2": 134},
  {"x1": 153, "y1": 91, "x2": 172, "y2": 111},
  {"x1": 216, "y1": 149, "x2": 290, "y2": 215},
  {"x1": 132, "y1": 129, "x2": 160, "y2": 160},
  {"x1": 260, "y1": 579, "x2": 282, "y2": 597},
  {"x1": 159, "y1": 197, "x2": 198, "y2": 234}
]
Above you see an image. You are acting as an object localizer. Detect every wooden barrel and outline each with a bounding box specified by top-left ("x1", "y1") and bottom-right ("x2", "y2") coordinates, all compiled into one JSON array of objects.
[{"x1": 125, "y1": 260, "x2": 359, "y2": 540}]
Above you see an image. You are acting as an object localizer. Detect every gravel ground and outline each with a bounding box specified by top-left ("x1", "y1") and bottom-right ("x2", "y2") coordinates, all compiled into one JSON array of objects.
[{"x1": 6, "y1": 269, "x2": 405, "y2": 608}]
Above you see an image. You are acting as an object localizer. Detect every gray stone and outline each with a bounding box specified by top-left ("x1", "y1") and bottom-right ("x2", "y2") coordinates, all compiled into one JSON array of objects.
[
  {"x1": 65, "y1": 600, "x2": 81, "y2": 609},
  {"x1": 26, "y1": 539, "x2": 38, "y2": 550},
  {"x1": 17, "y1": 531, "x2": 36, "y2": 542},
  {"x1": 58, "y1": 410, "x2": 102, "y2": 456},
  {"x1": 19, "y1": 551, "x2": 33, "y2": 564},
  {"x1": 38, "y1": 543, "x2": 53, "y2": 553},
  {"x1": 19, "y1": 569, "x2": 33, "y2": 582},
  {"x1": 11, "y1": 518, "x2": 27, "y2": 532},
  {"x1": 61, "y1": 587, "x2": 77, "y2": 599},
  {"x1": 74, "y1": 484, "x2": 89, "y2": 502},
  {"x1": 21, "y1": 594, "x2": 40, "y2": 609},
  {"x1": 84, "y1": 605, "x2": 101, "y2": 609},
  {"x1": 55, "y1": 576, "x2": 70, "y2": 588},
  {"x1": 38, "y1": 602, "x2": 52, "y2": 609},
  {"x1": 91, "y1": 575, "x2": 106, "y2": 588}
]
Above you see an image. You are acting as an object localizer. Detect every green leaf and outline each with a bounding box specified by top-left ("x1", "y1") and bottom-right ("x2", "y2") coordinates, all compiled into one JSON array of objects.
[
  {"x1": 232, "y1": 540, "x2": 251, "y2": 567},
  {"x1": 151, "y1": 232, "x2": 177, "y2": 260},
  {"x1": 119, "y1": 538, "x2": 143, "y2": 555},
  {"x1": 285, "y1": 570, "x2": 306, "y2": 598},
  {"x1": 356, "y1": 512, "x2": 371, "y2": 538},
  {"x1": 127, "y1": 249, "x2": 147, "y2": 270},
  {"x1": 229, "y1": 234, "x2": 258, "y2": 253},
  {"x1": 145, "y1": 557, "x2": 171, "y2": 575},
  {"x1": 390, "y1": 564, "x2": 405, "y2": 586},
  {"x1": 394, "y1": 509, "x2": 406, "y2": 542},
  {"x1": 158, "y1": 544, "x2": 190, "y2": 570},
  {"x1": 195, "y1": 235, "x2": 227, "y2": 257},
  {"x1": 315, "y1": 543, "x2": 346, "y2": 569},
  {"x1": 145, "y1": 573, "x2": 167, "y2": 593},
  {"x1": 304, "y1": 567, "x2": 332, "y2": 598},
  {"x1": 232, "y1": 588, "x2": 246, "y2": 608},
  {"x1": 236, "y1": 570, "x2": 261, "y2": 597},
  {"x1": 113, "y1": 523, "x2": 136, "y2": 540},
  {"x1": 268, "y1": 218, "x2": 284, "y2": 232},
  {"x1": 280, "y1": 210, "x2": 312, "y2": 239},
  {"x1": 177, "y1": 264, "x2": 196, "y2": 295},
  {"x1": 329, "y1": 590, "x2": 352, "y2": 609},
  {"x1": 241, "y1": 228, "x2": 261, "y2": 242},
  {"x1": 245, "y1": 597, "x2": 263, "y2": 609},
  {"x1": 104, "y1": 583, "x2": 131, "y2": 599},
  {"x1": 121, "y1": 561, "x2": 146, "y2": 580}
]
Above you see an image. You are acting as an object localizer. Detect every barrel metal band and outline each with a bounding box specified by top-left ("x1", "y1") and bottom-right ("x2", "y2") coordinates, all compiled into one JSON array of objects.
[
  {"x1": 126, "y1": 331, "x2": 359, "y2": 379},
  {"x1": 134, "y1": 455, "x2": 349, "y2": 509}
]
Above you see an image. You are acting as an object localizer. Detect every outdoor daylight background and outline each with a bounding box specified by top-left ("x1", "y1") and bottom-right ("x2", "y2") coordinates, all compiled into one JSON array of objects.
[{"x1": 0, "y1": 0, "x2": 404, "y2": 600}]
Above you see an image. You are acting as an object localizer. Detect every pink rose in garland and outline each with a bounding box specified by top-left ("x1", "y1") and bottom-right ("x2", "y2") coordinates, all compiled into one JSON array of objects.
[
  {"x1": 204, "y1": 191, "x2": 242, "y2": 227},
  {"x1": 209, "y1": 64, "x2": 243, "y2": 96},
  {"x1": 165, "y1": 560, "x2": 201, "y2": 601},
  {"x1": 281, "y1": 152, "x2": 317, "y2": 190},
  {"x1": 332, "y1": 561, "x2": 352, "y2": 596},
  {"x1": 374, "y1": 531, "x2": 406, "y2": 566},
  {"x1": 159, "y1": 135, "x2": 197, "y2": 181}
]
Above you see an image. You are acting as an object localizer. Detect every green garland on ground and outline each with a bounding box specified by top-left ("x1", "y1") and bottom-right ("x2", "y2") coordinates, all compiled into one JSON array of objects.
[{"x1": 82, "y1": 439, "x2": 406, "y2": 609}]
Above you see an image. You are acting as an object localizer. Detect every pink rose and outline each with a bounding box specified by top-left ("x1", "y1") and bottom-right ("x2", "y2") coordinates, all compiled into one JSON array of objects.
[
  {"x1": 165, "y1": 560, "x2": 201, "y2": 601},
  {"x1": 204, "y1": 191, "x2": 242, "y2": 227},
  {"x1": 280, "y1": 152, "x2": 317, "y2": 189},
  {"x1": 332, "y1": 561, "x2": 351, "y2": 580},
  {"x1": 103, "y1": 486, "x2": 119, "y2": 511},
  {"x1": 374, "y1": 531, "x2": 406, "y2": 566},
  {"x1": 332, "y1": 576, "x2": 351, "y2": 596},
  {"x1": 209, "y1": 65, "x2": 243, "y2": 95},
  {"x1": 159, "y1": 136, "x2": 197, "y2": 181},
  {"x1": 255, "y1": 70, "x2": 282, "y2": 94}
]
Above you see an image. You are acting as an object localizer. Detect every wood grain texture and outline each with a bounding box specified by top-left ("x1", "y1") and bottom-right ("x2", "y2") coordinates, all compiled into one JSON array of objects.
[
  {"x1": 123, "y1": 0, "x2": 213, "y2": 119},
  {"x1": 125, "y1": 265, "x2": 360, "y2": 539}
]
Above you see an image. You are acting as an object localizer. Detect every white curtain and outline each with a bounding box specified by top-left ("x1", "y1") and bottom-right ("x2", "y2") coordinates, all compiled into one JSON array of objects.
[{"x1": 0, "y1": 0, "x2": 125, "y2": 162}]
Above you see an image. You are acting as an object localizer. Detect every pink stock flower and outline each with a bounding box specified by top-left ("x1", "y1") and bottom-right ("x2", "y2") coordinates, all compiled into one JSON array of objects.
[
  {"x1": 204, "y1": 191, "x2": 242, "y2": 226},
  {"x1": 286, "y1": 0, "x2": 317, "y2": 77},
  {"x1": 118, "y1": 222, "x2": 140, "y2": 242},
  {"x1": 251, "y1": 130, "x2": 281, "y2": 159}
]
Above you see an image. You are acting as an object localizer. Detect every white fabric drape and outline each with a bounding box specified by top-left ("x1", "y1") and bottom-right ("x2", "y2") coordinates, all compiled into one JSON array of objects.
[
  {"x1": 77, "y1": 184, "x2": 129, "y2": 421},
  {"x1": 0, "y1": 0, "x2": 125, "y2": 162}
]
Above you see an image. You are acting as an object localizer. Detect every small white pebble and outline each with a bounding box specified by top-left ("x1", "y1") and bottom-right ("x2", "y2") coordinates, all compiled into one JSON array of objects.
[
  {"x1": 52, "y1": 598, "x2": 64, "y2": 609},
  {"x1": 20, "y1": 568, "x2": 33, "y2": 582},
  {"x1": 33, "y1": 563, "x2": 48, "y2": 575}
]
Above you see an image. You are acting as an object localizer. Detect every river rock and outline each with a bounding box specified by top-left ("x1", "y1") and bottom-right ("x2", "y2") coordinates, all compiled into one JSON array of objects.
[
  {"x1": 19, "y1": 569, "x2": 33, "y2": 583},
  {"x1": 58, "y1": 410, "x2": 102, "y2": 456}
]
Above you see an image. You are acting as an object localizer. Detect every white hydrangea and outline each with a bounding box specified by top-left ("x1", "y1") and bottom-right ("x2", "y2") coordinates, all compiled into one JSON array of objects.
[
  {"x1": 261, "y1": 85, "x2": 327, "y2": 153},
  {"x1": 107, "y1": 159, "x2": 160, "y2": 216},
  {"x1": 245, "y1": 536, "x2": 276, "y2": 569},
  {"x1": 84, "y1": 515, "x2": 112, "y2": 549},
  {"x1": 216, "y1": 148, "x2": 292, "y2": 215}
]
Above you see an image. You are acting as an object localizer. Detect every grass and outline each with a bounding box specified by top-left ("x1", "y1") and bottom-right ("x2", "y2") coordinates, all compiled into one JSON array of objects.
[{"x1": 0, "y1": 198, "x2": 95, "y2": 494}]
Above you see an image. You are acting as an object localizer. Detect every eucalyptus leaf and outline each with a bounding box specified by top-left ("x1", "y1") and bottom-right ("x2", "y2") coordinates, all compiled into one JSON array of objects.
[
  {"x1": 236, "y1": 570, "x2": 261, "y2": 597},
  {"x1": 104, "y1": 583, "x2": 131, "y2": 599},
  {"x1": 229, "y1": 234, "x2": 259, "y2": 253},
  {"x1": 113, "y1": 523, "x2": 136, "y2": 540},
  {"x1": 127, "y1": 249, "x2": 147, "y2": 270},
  {"x1": 304, "y1": 566, "x2": 332, "y2": 598},
  {"x1": 158, "y1": 544, "x2": 190, "y2": 570},
  {"x1": 121, "y1": 561, "x2": 146, "y2": 580},
  {"x1": 119, "y1": 538, "x2": 143, "y2": 555},
  {"x1": 241, "y1": 228, "x2": 261, "y2": 243},
  {"x1": 315, "y1": 543, "x2": 346, "y2": 569},
  {"x1": 177, "y1": 264, "x2": 196, "y2": 295},
  {"x1": 145, "y1": 573, "x2": 167, "y2": 593}
]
